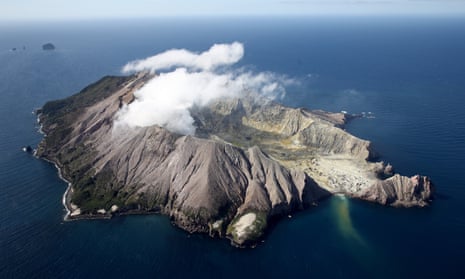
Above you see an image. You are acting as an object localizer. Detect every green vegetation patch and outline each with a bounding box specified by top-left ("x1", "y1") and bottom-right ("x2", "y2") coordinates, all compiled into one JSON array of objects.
[{"x1": 70, "y1": 168, "x2": 125, "y2": 213}]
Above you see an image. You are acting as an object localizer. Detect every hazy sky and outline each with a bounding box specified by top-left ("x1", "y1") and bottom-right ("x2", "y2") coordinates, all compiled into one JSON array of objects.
[{"x1": 2, "y1": 0, "x2": 465, "y2": 21}]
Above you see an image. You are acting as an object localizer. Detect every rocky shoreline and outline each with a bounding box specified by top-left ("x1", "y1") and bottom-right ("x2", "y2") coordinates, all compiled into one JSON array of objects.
[{"x1": 36, "y1": 73, "x2": 433, "y2": 247}]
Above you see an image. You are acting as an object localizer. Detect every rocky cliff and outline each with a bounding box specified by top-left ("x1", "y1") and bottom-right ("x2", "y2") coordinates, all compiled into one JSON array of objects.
[{"x1": 36, "y1": 73, "x2": 433, "y2": 247}]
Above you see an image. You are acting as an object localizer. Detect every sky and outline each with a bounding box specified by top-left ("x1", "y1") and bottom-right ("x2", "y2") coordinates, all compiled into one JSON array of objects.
[{"x1": 2, "y1": 0, "x2": 465, "y2": 21}]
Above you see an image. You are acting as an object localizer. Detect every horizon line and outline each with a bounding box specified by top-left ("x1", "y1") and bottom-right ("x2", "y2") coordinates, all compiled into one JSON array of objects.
[{"x1": 2, "y1": 12, "x2": 465, "y2": 23}]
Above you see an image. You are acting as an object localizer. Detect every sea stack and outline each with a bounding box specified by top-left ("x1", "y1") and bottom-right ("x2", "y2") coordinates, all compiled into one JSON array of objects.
[{"x1": 42, "y1": 43, "x2": 55, "y2": 51}]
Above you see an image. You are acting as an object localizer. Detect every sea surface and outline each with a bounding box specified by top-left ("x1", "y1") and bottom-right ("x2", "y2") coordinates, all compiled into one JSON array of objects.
[{"x1": 1, "y1": 17, "x2": 465, "y2": 278}]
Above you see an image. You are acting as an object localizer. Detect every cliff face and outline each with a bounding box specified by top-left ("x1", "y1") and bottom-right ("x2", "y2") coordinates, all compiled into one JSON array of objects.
[
  {"x1": 352, "y1": 174, "x2": 434, "y2": 207},
  {"x1": 36, "y1": 73, "x2": 433, "y2": 247}
]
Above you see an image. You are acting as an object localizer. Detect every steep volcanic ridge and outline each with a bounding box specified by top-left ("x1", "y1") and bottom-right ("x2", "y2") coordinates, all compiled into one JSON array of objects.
[{"x1": 36, "y1": 73, "x2": 433, "y2": 247}]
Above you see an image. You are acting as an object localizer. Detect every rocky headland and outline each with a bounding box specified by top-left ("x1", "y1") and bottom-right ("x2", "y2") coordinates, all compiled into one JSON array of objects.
[{"x1": 36, "y1": 72, "x2": 433, "y2": 247}]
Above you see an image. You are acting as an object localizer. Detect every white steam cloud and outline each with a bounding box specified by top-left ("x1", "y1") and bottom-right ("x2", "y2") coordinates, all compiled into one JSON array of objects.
[
  {"x1": 116, "y1": 42, "x2": 290, "y2": 135},
  {"x1": 122, "y1": 42, "x2": 244, "y2": 73}
]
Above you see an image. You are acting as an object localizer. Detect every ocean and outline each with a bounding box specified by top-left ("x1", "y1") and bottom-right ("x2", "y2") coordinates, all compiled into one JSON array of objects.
[{"x1": 1, "y1": 16, "x2": 465, "y2": 278}]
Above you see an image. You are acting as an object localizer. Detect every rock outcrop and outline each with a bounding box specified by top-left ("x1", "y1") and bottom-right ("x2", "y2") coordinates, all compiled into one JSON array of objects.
[
  {"x1": 352, "y1": 174, "x2": 433, "y2": 207},
  {"x1": 42, "y1": 43, "x2": 55, "y2": 51},
  {"x1": 36, "y1": 73, "x2": 433, "y2": 247}
]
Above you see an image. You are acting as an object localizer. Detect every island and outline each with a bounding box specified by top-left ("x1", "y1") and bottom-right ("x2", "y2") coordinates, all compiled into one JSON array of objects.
[
  {"x1": 42, "y1": 43, "x2": 55, "y2": 51},
  {"x1": 36, "y1": 72, "x2": 433, "y2": 247}
]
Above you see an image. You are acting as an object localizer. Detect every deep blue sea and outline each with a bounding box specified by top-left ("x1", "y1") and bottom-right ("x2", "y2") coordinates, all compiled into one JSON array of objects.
[{"x1": 1, "y1": 17, "x2": 465, "y2": 278}]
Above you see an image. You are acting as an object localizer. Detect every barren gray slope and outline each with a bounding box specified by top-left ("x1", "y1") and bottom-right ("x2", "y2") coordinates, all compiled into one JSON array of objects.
[{"x1": 37, "y1": 73, "x2": 433, "y2": 247}]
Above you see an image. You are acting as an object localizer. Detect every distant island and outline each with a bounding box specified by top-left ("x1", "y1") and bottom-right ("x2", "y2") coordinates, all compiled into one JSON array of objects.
[
  {"x1": 36, "y1": 73, "x2": 433, "y2": 247},
  {"x1": 42, "y1": 43, "x2": 55, "y2": 51}
]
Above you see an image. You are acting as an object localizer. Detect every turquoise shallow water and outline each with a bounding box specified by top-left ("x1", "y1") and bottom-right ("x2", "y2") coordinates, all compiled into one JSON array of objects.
[{"x1": 1, "y1": 17, "x2": 465, "y2": 278}]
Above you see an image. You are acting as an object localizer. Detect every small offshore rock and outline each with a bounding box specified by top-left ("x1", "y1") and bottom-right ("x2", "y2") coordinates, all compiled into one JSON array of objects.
[
  {"x1": 42, "y1": 43, "x2": 55, "y2": 51},
  {"x1": 22, "y1": 145, "x2": 33, "y2": 153}
]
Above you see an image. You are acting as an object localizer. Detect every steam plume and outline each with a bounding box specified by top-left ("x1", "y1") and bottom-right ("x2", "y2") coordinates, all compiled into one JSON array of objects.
[
  {"x1": 122, "y1": 42, "x2": 244, "y2": 73},
  {"x1": 116, "y1": 42, "x2": 290, "y2": 135}
]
